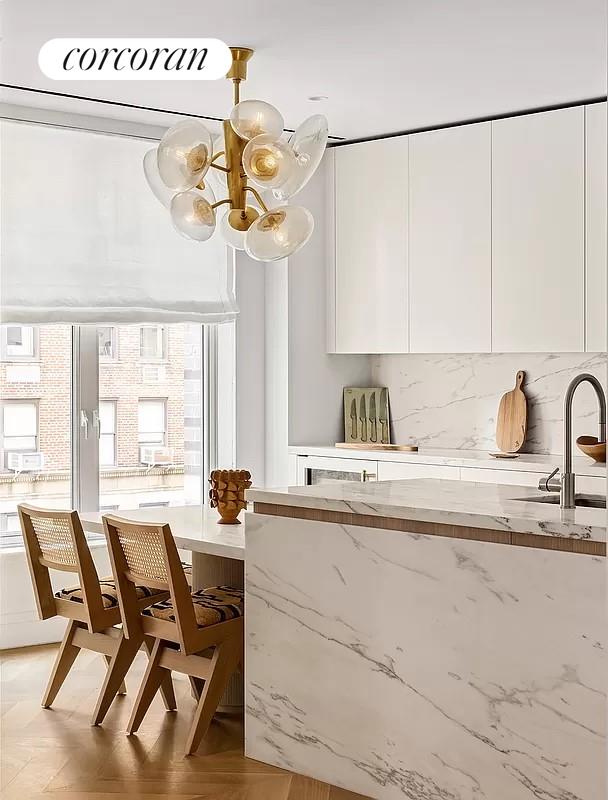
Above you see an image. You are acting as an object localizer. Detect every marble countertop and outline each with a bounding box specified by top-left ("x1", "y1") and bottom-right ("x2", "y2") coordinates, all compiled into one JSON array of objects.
[
  {"x1": 289, "y1": 444, "x2": 607, "y2": 478},
  {"x1": 247, "y1": 478, "x2": 606, "y2": 542},
  {"x1": 81, "y1": 505, "x2": 245, "y2": 560}
]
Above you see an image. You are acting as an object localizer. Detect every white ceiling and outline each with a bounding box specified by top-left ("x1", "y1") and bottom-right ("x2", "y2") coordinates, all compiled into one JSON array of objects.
[{"x1": 2, "y1": 0, "x2": 606, "y2": 140}]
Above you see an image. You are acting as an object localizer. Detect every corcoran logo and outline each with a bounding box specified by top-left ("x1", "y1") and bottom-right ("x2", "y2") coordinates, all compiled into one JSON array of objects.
[{"x1": 38, "y1": 38, "x2": 232, "y2": 80}]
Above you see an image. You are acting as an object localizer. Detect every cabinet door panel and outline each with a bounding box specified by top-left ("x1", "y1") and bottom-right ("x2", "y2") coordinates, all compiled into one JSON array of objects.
[
  {"x1": 409, "y1": 123, "x2": 491, "y2": 352},
  {"x1": 335, "y1": 138, "x2": 408, "y2": 353},
  {"x1": 585, "y1": 103, "x2": 607, "y2": 352},
  {"x1": 492, "y1": 108, "x2": 585, "y2": 352},
  {"x1": 376, "y1": 461, "x2": 459, "y2": 481}
]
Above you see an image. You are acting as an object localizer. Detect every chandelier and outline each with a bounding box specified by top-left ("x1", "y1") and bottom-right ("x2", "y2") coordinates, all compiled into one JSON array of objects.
[{"x1": 143, "y1": 46, "x2": 328, "y2": 262}]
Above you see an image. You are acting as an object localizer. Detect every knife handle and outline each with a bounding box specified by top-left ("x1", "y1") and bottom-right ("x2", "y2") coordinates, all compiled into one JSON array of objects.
[
  {"x1": 370, "y1": 421, "x2": 377, "y2": 442},
  {"x1": 380, "y1": 421, "x2": 388, "y2": 444},
  {"x1": 360, "y1": 419, "x2": 367, "y2": 442}
]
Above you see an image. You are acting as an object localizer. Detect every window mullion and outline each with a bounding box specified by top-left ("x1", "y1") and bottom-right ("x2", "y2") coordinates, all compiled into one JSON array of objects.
[{"x1": 72, "y1": 325, "x2": 99, "y2": 512}]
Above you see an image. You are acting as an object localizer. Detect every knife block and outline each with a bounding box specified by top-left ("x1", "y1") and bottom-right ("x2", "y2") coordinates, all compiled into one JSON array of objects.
[{"x1": 343, "y1": 387, "x2": 390, "y2": 445}]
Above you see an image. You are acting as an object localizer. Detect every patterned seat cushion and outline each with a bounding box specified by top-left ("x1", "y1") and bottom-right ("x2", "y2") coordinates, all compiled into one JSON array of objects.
[
  {"x1": 142, "y1": 585, "x2": 244, "y2": 628},
  {"x1": 56, "y1": 579, "x2": 166, "y2": 609}
]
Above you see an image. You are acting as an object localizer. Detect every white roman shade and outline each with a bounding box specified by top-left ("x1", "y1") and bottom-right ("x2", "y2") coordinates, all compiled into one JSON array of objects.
[{"x1": 0, "y1": 118, "x2": 237, "y2": 324}]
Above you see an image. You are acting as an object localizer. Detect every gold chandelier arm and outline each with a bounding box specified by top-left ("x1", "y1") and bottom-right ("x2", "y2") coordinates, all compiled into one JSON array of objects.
[
  {"x1": 211, "y1": 150, "x2": 225, "y2": 163},
  {"x1": 244, "y1": 185, "x2": 269, "y2": 213},
  {"x1": 210, "y1": 162, "x2": 231, "y2": 174},
  {"x1": 211, "y1": 198, "x2": 232, "y2": 210}
]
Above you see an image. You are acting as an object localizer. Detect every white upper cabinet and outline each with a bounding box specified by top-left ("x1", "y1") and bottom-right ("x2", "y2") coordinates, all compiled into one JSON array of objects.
[
  {"x1": 409, "y1": 123, "x2": 491, "y2": 352},
  {"x1": 334, "y1": 137, "x2": 409, "y2": 353},
  {"x1": 491, "y1": 108, "x2": 585, "y2": 352},
  {"x1": 585, "y1": 102, "x2": 607, "y2": 352}
]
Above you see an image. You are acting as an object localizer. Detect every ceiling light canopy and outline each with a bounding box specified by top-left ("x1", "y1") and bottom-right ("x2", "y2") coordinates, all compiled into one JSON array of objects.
[{"x1": 144, "y1": 47, "x2": 328, "y2": 262}]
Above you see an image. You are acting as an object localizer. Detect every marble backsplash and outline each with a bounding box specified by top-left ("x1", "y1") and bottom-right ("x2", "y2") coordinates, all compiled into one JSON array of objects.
[{"x1": 371, "y1": 352, "x2": 607, "y2": 455}]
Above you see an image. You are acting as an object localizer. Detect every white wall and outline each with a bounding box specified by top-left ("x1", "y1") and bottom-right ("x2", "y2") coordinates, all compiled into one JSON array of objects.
[
  {"x1": 234, "y1": 253, "x2": 266, "y2": 486},
  {"x1": 287, "y1": 157, "x2": 372, "y2": 448},
  {"x1": 0, "y1": 542, "x2": 111, "y2": 649},
  {"x1": 235, "y1": 155, "x2": 371, "y2": 489}
]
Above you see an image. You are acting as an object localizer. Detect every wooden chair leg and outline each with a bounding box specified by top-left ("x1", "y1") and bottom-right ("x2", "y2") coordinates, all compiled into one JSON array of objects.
[
  {"x1": 92, "y1": 635, "x2": 142, "y2": 726},
  {"x1": 189, "y1": 676, "x2": 205, "y2": 701},
  {"x1": 143, "y1": 635, "x2": 176, "y2": 711},
  {"x1": 184, "y1": 640, "x2": 240, "y2": 756},
  {"x1": 127, "y1": 639, "x2": 171, "y2": 735},
  {"x1": 103, "y1": 654, "x2": 127, "y2": 695},
  {"x1": 42, "y1": 620, "x2": 81, "y2": 708}
]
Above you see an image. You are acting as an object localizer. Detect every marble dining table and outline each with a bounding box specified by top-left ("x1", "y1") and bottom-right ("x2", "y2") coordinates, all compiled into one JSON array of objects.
[{"x1": 81, "y1": 503, "x2": 245, "y2": 585}]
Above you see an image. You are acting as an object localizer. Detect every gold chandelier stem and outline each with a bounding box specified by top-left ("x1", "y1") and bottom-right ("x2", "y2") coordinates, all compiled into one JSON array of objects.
[
  {"x1": 233, "y1": 79, "x2": 241, "y2": 105},
  {"x1": 211, "y1": 198, "x2": 232, "y2": 210},
  {"x1": 244, "y1": 185, "x2": 269, "y2": 213}
]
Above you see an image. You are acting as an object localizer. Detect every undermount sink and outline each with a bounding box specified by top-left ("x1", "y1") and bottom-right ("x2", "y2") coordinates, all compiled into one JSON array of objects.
[{"x1": 512, "y1": 494, "x2": 606, "y2": 509}]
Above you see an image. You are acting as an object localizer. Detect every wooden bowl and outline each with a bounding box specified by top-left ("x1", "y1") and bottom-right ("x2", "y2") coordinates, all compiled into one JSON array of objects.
[{"x1": 576, "y1": 436, "x2": 606, "y2": 463}]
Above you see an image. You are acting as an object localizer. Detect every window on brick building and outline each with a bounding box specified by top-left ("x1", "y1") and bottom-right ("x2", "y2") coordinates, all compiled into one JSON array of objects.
[
  {"x1": 138, "y1": 399, "x2": 167, "y2": 447},
  {"x1": 97, "y1": 327, "x2": 116, "y2": 360},
  {"x1": 2, "y1": 401, "x2": 38, "y2": 453},
  {"x1": 140, "y1": 326, "x2": 166, "y2": 361},
  {"x1": 99, "y1": 401, "x2": 117, "y2": 467},
  {"x1": 1, "y1": 325, "x2": 38, "y2": 360}
]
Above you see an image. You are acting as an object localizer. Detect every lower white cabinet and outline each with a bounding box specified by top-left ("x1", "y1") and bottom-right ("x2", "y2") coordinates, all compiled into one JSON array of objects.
[
  {"x1": 376, "y1": 461, "x2": 460, "y2": 481},
  {"x1": 460, "y1": 467, "x2": 542, "y2": 488}
]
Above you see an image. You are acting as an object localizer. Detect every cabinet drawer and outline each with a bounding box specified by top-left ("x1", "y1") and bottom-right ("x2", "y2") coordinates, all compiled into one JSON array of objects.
[
  {"x1": 377, "y1": 461, "x2": 459, "y2": 481},
  {"x1": 460, "y1": 467, "x2": 543, "y2": 488},
  {"x1": 575, "y1": 475, "x2": 606, "y2": 495}
]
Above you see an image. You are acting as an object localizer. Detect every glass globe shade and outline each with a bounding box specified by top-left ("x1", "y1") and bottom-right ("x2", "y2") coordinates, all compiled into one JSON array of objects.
[
  {"x1": 230, "y1": 99, "x2": 284, "y2": 141},
  {"x1": 273, "y1": 114, "x2": 329, "y2": 201},
  {"x1": 244, "y1": 205, "x2": 314, "y2": 262},
  {"x1": 143, "y1": 148, "x2": 175, "y2": 208},
  {"x1": 157, "y1": 119, "x2": 213, "y2": 191},
  {"x1": 170, "y1": 187, "x2": 216, "y2": 241},
  {"x1": 242, "y1": 135, "x2": 296, "y2": 190},
  {"x1": 220, "y1": 211, "x2": 246, "y2": 250}
]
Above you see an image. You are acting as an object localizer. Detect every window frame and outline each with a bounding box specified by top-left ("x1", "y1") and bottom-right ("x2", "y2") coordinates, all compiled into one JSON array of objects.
[
  {"x1": 98, "y1": 399, "x2": 117, "y2": 468},
  {"x1": 0, "y1": 325, "x2": 39, "y2": 362},
  {"x1": 139, "y1": 325, "x2": 167, "y2": 363},
  {"x1": 97, "y1": 326, "x2": 117, "y2": 362},
  {"x1": 137, "y1": 397, "x2": 169, "y2": 451},
  {"x1": 0, "y1": 322, "x2": 229, "y2": 550}
]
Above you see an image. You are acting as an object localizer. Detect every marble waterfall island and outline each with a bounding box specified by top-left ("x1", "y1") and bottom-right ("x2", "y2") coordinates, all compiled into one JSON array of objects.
[{"x1": 244, "y1": 479, "x2": 606, "y2": 800}]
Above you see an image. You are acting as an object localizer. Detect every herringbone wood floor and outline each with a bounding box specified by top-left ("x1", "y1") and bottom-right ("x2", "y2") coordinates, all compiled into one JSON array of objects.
[{"x1": 0, "y1": 644, "x2": 369, "y2": 800}]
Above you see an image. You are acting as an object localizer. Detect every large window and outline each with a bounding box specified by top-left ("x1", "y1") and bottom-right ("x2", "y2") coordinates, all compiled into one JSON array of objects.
[
  {"x1": 2, "y1": 401, "x2": 38, "y2": 453},
  {"x1": 99, "y1": 400, "x2": 117, "y2": 467},
  {"x1": 140, "y1": 326, "x2": 166, "y2": 361},
  {"x1": 0, "y1": 325, "x2": 72, "y2": 548},
  {"x1": 1, "y1": 325, "x2": 37, "y2": 360}
]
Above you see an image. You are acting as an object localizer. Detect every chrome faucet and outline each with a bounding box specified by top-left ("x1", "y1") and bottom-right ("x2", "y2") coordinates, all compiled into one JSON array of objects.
[{"x1": 538, "y1": 373, "x2": 606, "y2": 508}]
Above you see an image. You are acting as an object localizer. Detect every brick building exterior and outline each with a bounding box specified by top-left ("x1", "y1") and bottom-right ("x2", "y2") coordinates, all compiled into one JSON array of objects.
[{"x1": 0, "y1": 324, "x2": 202, "y2": 540}]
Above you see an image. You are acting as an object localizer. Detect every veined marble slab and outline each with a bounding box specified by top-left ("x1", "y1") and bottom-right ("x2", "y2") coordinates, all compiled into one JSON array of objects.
[
  {"x1": 245, "y1": 512, "x2": 606, "y2": 800},
  {"x1": 371, "y1": 352, "x2": 607, "y2": 455},
  {"x1": 247, "y1": 479, "x2": 606, "y2": 542}
]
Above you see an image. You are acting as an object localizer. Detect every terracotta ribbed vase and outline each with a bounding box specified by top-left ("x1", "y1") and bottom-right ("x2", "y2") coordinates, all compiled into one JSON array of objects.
[{"x1": 208, "y1": 469, "x2": 252, "y2": 524}]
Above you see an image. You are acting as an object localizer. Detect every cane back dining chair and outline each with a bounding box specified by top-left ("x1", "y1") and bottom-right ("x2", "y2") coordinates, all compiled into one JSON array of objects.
[
  {"x1": 103, "y1": 513, "x2": 244, "y2": 755},
  {"x1": 18, "y1": 503, "x2": 177, "y2": 725}
]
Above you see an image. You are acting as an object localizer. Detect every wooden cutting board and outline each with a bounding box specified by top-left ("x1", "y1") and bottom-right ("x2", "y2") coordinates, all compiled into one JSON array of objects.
[{"x1": 496, "y1": 370, "x2": 528, "y2": 453}]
